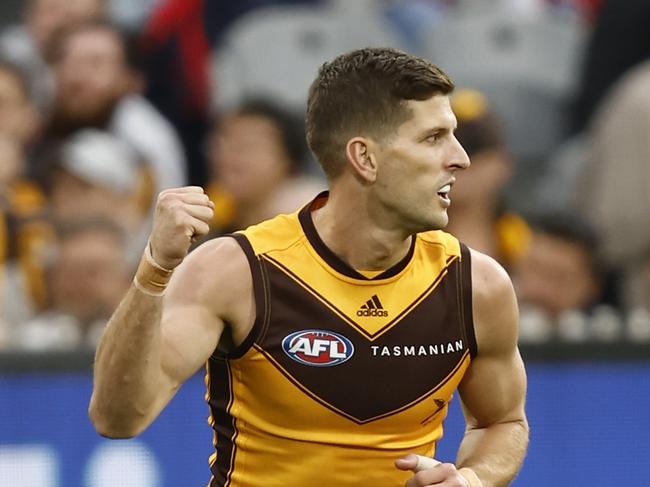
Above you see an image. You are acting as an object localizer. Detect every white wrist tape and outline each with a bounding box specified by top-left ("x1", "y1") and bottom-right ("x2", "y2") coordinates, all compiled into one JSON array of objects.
[
  {"x1": 458, "y1": 467, "x2": 484, "y2": 487},
  {"x1": 414, "y1": 455, "x2": 440, "y2": 472}
]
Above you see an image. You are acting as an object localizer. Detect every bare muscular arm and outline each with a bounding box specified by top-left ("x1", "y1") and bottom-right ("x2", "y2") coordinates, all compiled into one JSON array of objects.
[
  {"x1": 454, "y1": 249, "x2": 529, "y2": 486},
  {"x1": 88, "y1": 187, "x2": 253, "y2": 438}
]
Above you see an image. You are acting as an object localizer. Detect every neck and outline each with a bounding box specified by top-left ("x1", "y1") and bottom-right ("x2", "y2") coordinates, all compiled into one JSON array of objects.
[{"x1": 311, "y1": 187, "x2": 412, "y2": 272}]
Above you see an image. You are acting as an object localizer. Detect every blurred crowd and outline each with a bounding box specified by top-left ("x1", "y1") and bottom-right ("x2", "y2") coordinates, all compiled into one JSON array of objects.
[{"x1": 0, "y1": 0, "x2": 649, "y2": 351}]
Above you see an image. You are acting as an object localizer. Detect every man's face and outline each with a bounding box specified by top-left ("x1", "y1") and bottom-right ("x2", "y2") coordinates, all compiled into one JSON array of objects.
[
  {"x1": 210, "y1": 114, "x2": 291, "y2": 204},
  {"x1": 53, "y1": 28, "x2": 132, "y2": 124},
  {"x1": 513, "y1": 232, "x2": 599, "y2": 318},
  {"x1": 50, "y1": 168, "x2": 140, "y2": 230},
  {"x1": 371, "y1": 95, "x2": 470, "y2": 232},
  {"x1": 50, "y1": 228, "x2": 129, "y2": 322}
]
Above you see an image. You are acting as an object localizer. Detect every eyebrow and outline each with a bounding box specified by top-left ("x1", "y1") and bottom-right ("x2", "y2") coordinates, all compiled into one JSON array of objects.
[{"x1": 418, "y1": 124, "x2": 457, "y2": 139}]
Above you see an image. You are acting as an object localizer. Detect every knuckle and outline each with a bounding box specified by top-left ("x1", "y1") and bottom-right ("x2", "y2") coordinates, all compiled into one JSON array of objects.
[
  {"x1": 172, "y1": 210, "x2": 190, "y2": 226},
  {"x1": 157, "y1": 192, "x2": 177, "y2": 209}
]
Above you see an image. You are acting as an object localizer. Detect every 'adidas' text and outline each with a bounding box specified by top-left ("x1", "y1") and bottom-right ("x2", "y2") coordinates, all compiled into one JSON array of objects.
[{"x1": 357, "y1": 295, "x2": 388, "y2": 317}]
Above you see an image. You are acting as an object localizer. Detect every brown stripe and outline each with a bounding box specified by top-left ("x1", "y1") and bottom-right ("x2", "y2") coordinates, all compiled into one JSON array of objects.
[
  {"x1": 460, "y1": 244, "x2": 478, "y2": 358},
  {"x1": 208, "y1": 359, "x2": 239, "y2": 487},
  {"x1": 263, "y1": 254, "x2": 458, "y2": 340}
]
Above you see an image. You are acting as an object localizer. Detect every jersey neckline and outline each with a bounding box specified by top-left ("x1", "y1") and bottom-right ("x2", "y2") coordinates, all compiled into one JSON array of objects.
[{"x1": 298, "y1": 192, "x2": 416, "y2": 281}]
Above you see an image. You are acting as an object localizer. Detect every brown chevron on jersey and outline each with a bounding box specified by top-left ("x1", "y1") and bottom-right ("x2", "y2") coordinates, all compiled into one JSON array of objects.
[
  {"x1": 261, "y1": 253, "x2": 459, "y2": 341},
  {"x1": 254, "y1": 257, "x2": 470, "y2": 422},
  {"x1": 255, "y1": 342, "x2": 469, "y2": 424}
]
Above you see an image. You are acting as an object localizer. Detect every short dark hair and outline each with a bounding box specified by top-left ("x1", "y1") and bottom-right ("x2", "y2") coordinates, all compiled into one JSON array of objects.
[{"x1": 306, "y1": 47, "x2": 454, "y2": 178}]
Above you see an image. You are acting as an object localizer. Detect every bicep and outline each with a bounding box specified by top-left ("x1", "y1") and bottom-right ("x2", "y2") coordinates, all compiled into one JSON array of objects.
[
  {"x1": 458, "y1": 249, "x2": 527, "y2": 427},
  {"x1": 159, "y1": 302, "x2": 225, "y2": 387},
  {"x1": 458, "y1": 346, "x2": 527, "y2": 428},
  {"x1": 157, "y1": 237, "x2": 251, "y2": 391}
]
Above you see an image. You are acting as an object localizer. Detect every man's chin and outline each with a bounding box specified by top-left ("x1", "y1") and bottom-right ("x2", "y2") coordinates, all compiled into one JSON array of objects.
[
  {"x1": 428, "y1": 210, "x2": 449, "y2": 230},
  {"x1": 411, "y1": 214, "x2": 448, "y2": 234}
]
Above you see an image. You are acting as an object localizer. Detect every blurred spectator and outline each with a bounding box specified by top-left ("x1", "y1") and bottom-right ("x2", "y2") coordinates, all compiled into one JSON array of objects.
[
  {"x1": 35, "y1": 20, "x2": 186, "y2": 200},
  {"x1": 511, "y1": 212, "x2": 603, "y2": 323},
  {"x1": 0, "y1": 0, "x2": 107, "y2": 109},
  {"x1": 0, "y1": 60, "x2": 40, "y2": 146},
  {"x1": 446, "y1": 89, "x2": 530, "y2": 269},
  {"x1": 206, "y1": 99, "x2": 323, "y2": 235},
  {"x1": 574, "y1": 60, "x2": 650, "y2": 310},
  {"x1": 0, "y1": 61, "x2": 51, "y2": 339},
  {"x1": 14, "y1": 218, "x2": 131, "y2": 351},
  {"x1": 49, "y1": 129, "x2": 148, "y2": 261}
]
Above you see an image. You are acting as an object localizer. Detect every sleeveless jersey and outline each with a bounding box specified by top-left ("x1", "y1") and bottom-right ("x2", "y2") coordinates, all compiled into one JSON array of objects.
[{"x1": 205, "y1": 194, "x2": 477, "y2": 487}]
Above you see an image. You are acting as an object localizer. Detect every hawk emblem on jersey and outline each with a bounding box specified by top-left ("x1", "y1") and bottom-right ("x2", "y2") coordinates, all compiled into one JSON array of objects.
[{"x1": 282, "y1": 330, "x2": 354, "y2": 367}]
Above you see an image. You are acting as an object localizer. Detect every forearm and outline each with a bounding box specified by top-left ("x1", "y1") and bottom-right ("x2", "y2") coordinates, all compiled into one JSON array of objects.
[
  {"x1": 456, "y1": 419, "x2": 529, "y2": 487},
  {"x1": 89, "y1": 285, "x2": 169, "y2": 437}
]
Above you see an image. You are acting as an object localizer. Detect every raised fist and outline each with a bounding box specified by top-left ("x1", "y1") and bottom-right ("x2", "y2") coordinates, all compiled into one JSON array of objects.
[{"x1": 149, "y1": 186, "x2": 214, "y2": 269}]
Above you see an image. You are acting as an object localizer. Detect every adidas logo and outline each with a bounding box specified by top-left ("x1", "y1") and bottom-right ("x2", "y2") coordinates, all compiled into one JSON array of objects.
[{"x1": 357, "y1": 295, "x2": 389, "y2": 317}]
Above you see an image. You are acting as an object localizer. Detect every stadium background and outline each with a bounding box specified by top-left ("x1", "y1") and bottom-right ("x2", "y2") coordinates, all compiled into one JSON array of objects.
[{"x1": 1, "y1": 1, "x2": 650, "y2": 486}]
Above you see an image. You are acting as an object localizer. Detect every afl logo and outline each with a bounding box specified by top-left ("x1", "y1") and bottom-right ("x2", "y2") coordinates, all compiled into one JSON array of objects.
[{"x1": 282, "y1": 330, "x2": 354, "y2": 367}]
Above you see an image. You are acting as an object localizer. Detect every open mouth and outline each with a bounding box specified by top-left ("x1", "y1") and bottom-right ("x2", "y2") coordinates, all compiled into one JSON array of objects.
[{"x1": 437, "y1": 184, "x2": 451, "y2": 202}]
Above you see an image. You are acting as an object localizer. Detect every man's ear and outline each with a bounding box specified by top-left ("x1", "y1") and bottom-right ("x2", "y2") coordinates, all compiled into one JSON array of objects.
[{"x1": 345, "y1": 137, "x2": 377, "y2": 184}]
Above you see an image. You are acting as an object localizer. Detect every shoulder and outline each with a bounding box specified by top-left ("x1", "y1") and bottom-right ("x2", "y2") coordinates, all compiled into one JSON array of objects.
[
  {"x1": 417, "y1": 230, "x2": 462, "y2": 256},
  {"x1": 167, "y1": 237, "x2": 251, "y2": 313},
  {"x1": 238, "y1": 211, "x2": 305, "y2": 255},
  {"x1": 468, "y1": 248, "x2": 519, "y2": 356}
]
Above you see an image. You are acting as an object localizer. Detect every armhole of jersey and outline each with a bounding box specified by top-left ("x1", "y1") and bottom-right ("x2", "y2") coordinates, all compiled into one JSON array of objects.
[
  {"x1": 460, "y1": 243, "x2": 478, "y2": 358},
  {"x1": 218, "y1": 232, "x2": 269, "y2": 359}
]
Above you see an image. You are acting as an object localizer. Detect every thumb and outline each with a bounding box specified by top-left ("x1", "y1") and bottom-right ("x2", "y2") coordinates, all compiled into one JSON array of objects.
[{"x1": 394, "y1": 453, "x2": 419, "y2": 471}]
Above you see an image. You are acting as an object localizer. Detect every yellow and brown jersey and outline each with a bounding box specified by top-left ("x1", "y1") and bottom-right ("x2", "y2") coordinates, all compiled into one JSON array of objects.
[{"x1": 205, "y1": 193, "x2": 477, "y2": 487}]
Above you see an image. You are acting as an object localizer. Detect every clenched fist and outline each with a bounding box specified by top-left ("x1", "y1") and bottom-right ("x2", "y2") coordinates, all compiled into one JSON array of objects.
[{"x1": 149, "y1": 186, "x2": 214, "y2": 270}]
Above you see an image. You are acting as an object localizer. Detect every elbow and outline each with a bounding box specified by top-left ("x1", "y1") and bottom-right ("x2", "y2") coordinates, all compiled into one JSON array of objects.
[
  {"x1": 88, "y1": 396, "x2": 145, "y2": 439},
  {"x1": 515, "y1": 414, "x2": 530, "y2": 436},
  {"x1": 520, "y1": 417, "x2": 531, "y2": 444}
]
